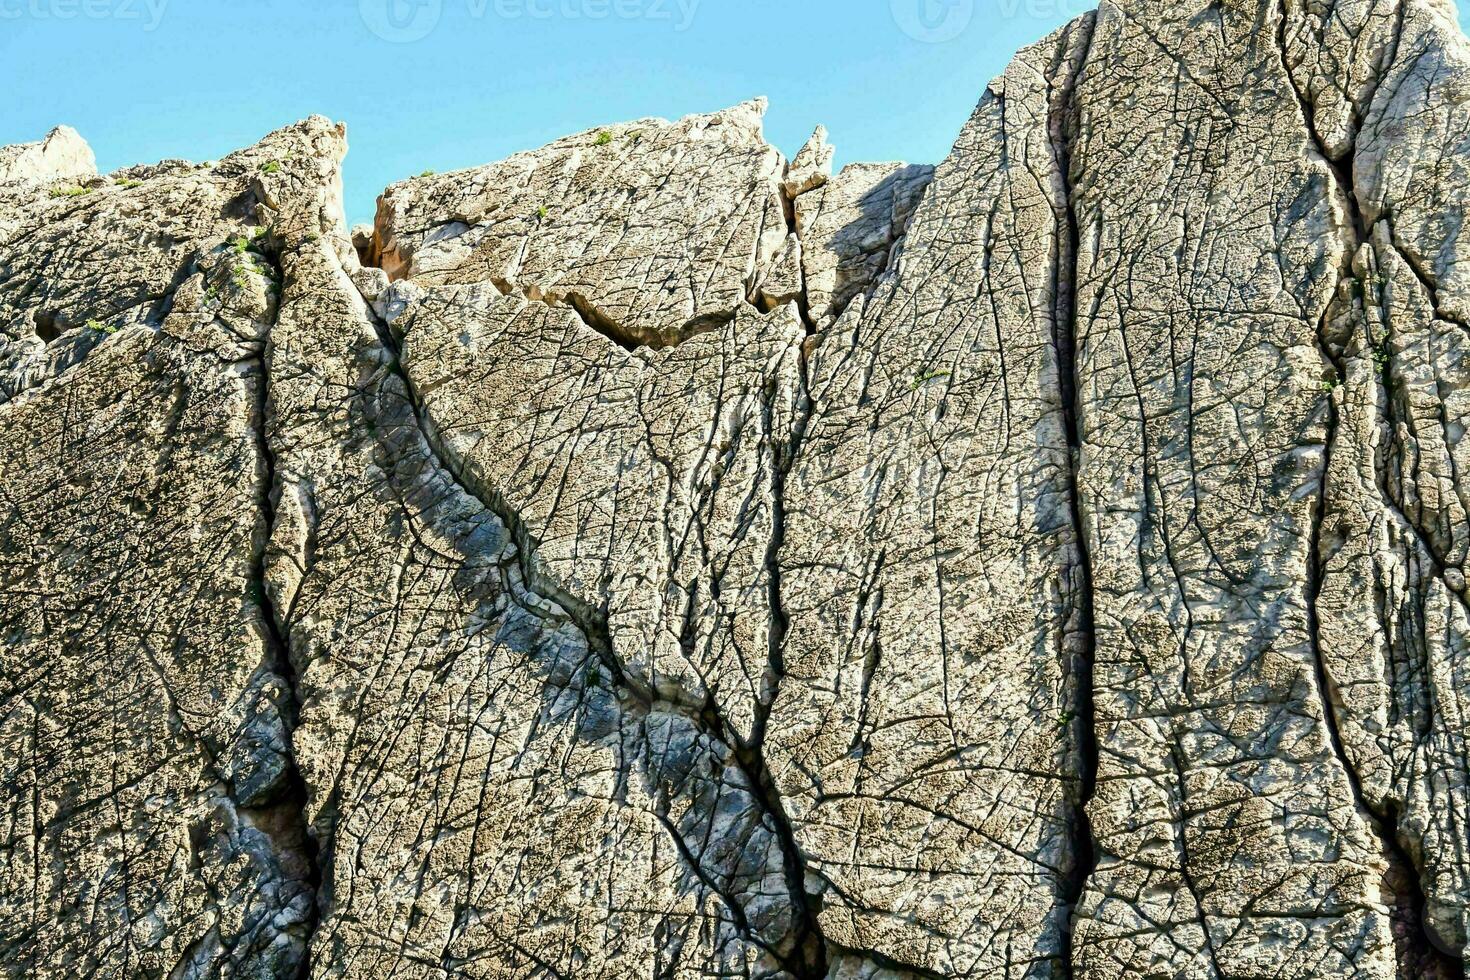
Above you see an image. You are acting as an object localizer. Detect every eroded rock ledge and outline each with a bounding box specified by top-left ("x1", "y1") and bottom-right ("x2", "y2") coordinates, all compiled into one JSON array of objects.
[{"x1": 4, "y1": 0, "x2": 1470, "y2": 976}]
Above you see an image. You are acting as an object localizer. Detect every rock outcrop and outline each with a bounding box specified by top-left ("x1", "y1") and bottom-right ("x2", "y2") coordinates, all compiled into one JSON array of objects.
[
  {"x1": 0, "y1": 125, "x2": 95, "y2": 188},
  {"x1": 3, "y1": 0, "x2": 1470, "y2": 977}
]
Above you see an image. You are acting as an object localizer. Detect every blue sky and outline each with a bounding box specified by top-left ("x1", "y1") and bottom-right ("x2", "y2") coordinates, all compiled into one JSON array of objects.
[{"x1": 2, "y1": 0, "x2": 1464, "y2": 226}]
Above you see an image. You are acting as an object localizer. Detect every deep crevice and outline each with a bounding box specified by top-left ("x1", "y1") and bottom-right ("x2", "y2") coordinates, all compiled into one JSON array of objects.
[
  {"x1": 563, "y1": 291, "x2": 640, "y2": 352},
  {"x1": 770, "y1": 180, "x2": 818, "y2": 336},
  {"x1": 1275, "y1": 4, "x2": 1465, "y2": 976},
  {"x1": 245, "y1": 243, "x2": 323, "y2": 980},
  {"x1": 563, "y1": 289, "x2": 733, "y2": 352},
  {"x1": 1048, "y1": 13, "x2": 1101, "y2": 977},
  {"x1": 743, "y1": 348, "x2": 827, "y2": 979},
  {"x1": 524, "y1": 281, "x2": 732, "y2": 352},
  {"x1": 1383, "y1": 805, "x2": 1466, "y2": 980}
]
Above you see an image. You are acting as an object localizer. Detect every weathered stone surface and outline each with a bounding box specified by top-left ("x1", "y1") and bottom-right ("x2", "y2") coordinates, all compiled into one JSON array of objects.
[
  {"x1": 4, "y1": 0, "x2": 1470, "y2": 976},
  {"x1": 0, "y1": 125, "x2": 94, "y2": 188},
  {"x1": 0, "y1": 122, "x2": 319, "y2": 979},
  {"x1": 1065, "y1": 1, "x2": 1392, "y2": 973},
  {"x1": 1296, "y1": 0, "x2": 1470, "y2": 965},
  {"x1": 370, "y1": 100, "x2": 789, "y2": 348},
  {"x1": 784, "y1": 126, "x2": 836, "y2": 198},
  {"x1": 794, "y1": 160, "x2": 933, "y2": 329}
]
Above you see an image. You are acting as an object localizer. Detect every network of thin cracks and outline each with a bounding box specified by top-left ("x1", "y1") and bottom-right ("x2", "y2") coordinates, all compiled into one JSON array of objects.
[
  {"x1": 277, "y1": 66, "x2": 1089, "y2": 980},
  {"x1": 357, "y1": 270, "x2": 842, "y2": 977},
  {"x1": 323, "y1": 145, "x2": 978, "y2": 977},
  {"x1": 113, "y1": 17, "x2": 1468, "y2": 971},
  {"x1": 1275, "y1": 0, "x2": 1464, "y2": 975}
]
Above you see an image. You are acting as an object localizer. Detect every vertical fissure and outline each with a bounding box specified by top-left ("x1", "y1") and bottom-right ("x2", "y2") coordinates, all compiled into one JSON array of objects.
[
  {"x1": 773, "y1": 178, "x2": 819, "y2": 336},
  {"x1": 747, "y1": 339, "x2": 828, "y2": 979},
  {"x1": 1275, "y1": 4, "x2": 1464, "y2": 975},
  {"x1": 246, "y1": 245, "x2": 322, "y2": 980},
  {"x1": 1048, "y1": 13, "x2": 1101, "y2": 976}
]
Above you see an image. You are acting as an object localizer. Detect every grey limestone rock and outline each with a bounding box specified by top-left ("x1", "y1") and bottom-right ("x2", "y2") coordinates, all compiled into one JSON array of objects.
[{"x1": 4, "y1": 1, "x2": 1470, "y2": 977}]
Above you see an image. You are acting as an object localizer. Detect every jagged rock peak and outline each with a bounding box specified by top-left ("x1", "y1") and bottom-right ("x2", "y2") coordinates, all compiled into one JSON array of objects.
[{"x1": 0, "y1": 124, "x2": 95, "y2": 187}]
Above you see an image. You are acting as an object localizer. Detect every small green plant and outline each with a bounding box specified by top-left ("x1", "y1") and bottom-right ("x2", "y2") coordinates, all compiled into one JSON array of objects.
[
  {"x1": 911, "y1": 368, "x2": 952, "y2": 390},
  {"x1": 1372, "y1": 340, "x2": 1392, "y2": 376},
  {"x1": 594, "y1": 131, "x2": 613, "y2": 147},
  {"x1": 49, "y1": 185, "x2": 91, "y2": 198},
  {"x1": 419, "y1": 169, "x2": 436, "y2": 178},
  {"x1": 115, "y1": 177, "x2": 143, "y2": 189},
  {"x1": 84, "y1": 319, "x2": 119, "y2": 335},
  {"x1": 227, "y1": 257, "x2": 271, "y2": 290},
  {"x1": 1056, "y1": 709, "x2": 1077, "y2": 731},
  {"x1": 536, "y1": 206, "x2": 549, "y2": 220},
  {"x1": 260, "y1": 160, "x2": 282, "y2": 174},
  {"x1": 1319, "y1": 377, "x2": 1341, "y2": 393}
]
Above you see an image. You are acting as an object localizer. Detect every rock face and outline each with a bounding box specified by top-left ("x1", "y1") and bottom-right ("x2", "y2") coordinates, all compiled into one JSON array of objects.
[
  {"x1": 0, "y1": 125, "x2": 95, "y2": 188},
  {"x1": 3, "y1": 0, "x2": 1470, "y2": 977}
]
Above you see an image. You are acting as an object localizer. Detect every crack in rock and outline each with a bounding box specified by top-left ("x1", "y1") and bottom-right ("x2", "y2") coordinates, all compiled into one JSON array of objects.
[{"x1": 6, "y1": 5, "x2": 1470, "y2": 977}]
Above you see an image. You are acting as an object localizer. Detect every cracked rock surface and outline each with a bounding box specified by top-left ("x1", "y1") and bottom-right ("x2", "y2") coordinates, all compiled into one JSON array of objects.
[{"x1": 4, "y1": 0, "x2": 1470, "y2": 977}]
